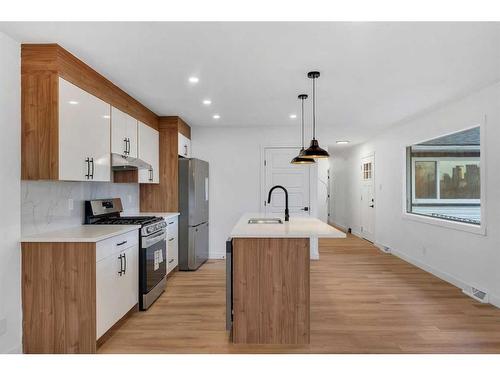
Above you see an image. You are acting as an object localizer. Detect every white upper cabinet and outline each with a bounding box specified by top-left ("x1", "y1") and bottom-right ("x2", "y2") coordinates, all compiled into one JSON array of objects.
[
  {"x1": 178, "y1": 132, "x2": 191, "y2": 158},
  {"x1": 138, "y1": 121, "x2": 160, "y2": 184},
  {"x1": 58, "y1": 77, "x2": 111, "y2": 182},
  {"x1": 111, "y1": 107, "x2": 138, "y2": 158}
]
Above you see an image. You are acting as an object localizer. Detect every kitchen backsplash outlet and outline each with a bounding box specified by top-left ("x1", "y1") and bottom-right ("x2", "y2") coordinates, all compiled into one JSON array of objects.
[{"x1": 21, "y1": 180, "x2": 139, "y2": 236}]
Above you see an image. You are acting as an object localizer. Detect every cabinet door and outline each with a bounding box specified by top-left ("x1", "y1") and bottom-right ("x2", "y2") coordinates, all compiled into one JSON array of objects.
[
  {"x1": 96, "y1": 244, "x2": 138, "y2": 339},
  {"x1": 59, "y1": 77, "x2": 111, "y2": 182},
  {"x1": 96, "y1": 250, "x2": 123, "y2": 338},
  {"x1": 167, "y1": 216, "x2": 179, "y2": 274},
  {"x1": 111, "y1": 106, "x2": 138, "y2": 158},
  {"x1": 138, "y1": 122, "x2": 159, "y2": 184},
  {"x1": 120, "y1": 245, "x2": 139, "y2": 315},
  {"x1": 178, "y1": 132, "x2": 191, "y2": 158}
]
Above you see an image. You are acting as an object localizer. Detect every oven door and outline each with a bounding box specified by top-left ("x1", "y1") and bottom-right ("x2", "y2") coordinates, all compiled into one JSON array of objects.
[{"x1": 140, "y1": 229, "x2": 167, "y2": 294}]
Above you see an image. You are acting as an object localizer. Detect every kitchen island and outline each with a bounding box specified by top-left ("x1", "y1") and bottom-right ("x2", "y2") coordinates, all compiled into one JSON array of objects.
[{"x1": 228, "y1": 213, "x2": 346, "y2": 345}]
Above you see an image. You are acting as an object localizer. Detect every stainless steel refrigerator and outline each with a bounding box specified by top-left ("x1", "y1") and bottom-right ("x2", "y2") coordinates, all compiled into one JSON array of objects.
[{"x1": 178, "y1": 158, "x2": 209, "y2": 270}]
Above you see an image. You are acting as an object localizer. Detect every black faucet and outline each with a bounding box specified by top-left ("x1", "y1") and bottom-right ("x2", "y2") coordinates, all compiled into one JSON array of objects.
[{"x1": 267, "y1": 185, "x2": 289, "y2": 222}]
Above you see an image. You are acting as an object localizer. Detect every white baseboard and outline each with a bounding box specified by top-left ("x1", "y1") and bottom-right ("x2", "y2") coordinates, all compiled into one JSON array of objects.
[
  {"x1": 209, "y1": 252, "x2": 225, "y2": 260},
  {"x1": 388, "y1": 247, "x2": 469, "y2": 292},
  {"x1": 329, "y1": 221, "x2": 347, "y2": 231},
  {"x1": 489, "y1": 293, "x2": 500, "y2": 309},
  {"x1": 367, "y1": 239, "x2": 499, "y2": 309}
]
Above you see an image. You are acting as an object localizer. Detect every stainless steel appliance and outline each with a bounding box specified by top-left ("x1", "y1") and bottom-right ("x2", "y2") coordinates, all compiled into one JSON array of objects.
[
  {"x1": 85, "y1": 198, "x2": 167, "y2": 310},
  {"x1": 178, "y1": 158, "x2": 209, "y2": 271}
]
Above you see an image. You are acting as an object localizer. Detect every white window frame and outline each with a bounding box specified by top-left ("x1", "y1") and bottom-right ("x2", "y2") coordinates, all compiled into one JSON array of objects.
[
  {"x1": 411, "y1": 156, "x2": 480, "y2": 205},
  {"x1": 402, "y1": 123, "x2": 486, "y2": 236}
]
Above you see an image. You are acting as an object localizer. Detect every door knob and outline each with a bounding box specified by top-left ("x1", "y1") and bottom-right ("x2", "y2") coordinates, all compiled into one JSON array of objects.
[
  {"x1": 300, "y1": 207, "x2": 309, "y2": 211},
  {"x1": 370, "y1": 204, "x2": 374, "y2": 208}
]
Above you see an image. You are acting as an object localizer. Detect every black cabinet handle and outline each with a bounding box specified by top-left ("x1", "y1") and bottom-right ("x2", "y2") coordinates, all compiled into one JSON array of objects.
[
  {"x1": 90, "y1": 157, "x2": 95, "y2": 179},
  {"x1": 149, "y1": 168, "x2": 153, "y2": 182},
  {"x1": 184, "y1": 144, "x2": 188, "y2": 156},
  {"x1": 127, "y1": 138, "x2": 131, "y2": 155},
  {"x1": 301, "y1": 207, "x2": 309, "y2": 211},
  {"x1": 124, "y1": 138, "x2": 128, "y2": 155},
  {"x1": 116, "y1": 240, "x2": 128, "y2": 246},
  {"x1": 168, "y1": 259, "x2": 174, "y2": 264},
  {"x1": 118, "y1": 254, "x2": 124, "y2": 276},
  {"x1": 169, "y1": 238, "x2": 174, "y2": 242},
  {"x1": 123, "y1": 253, "x2": 127, "y2": 274},
  {"x1": 168, "y1": 221, "x2": 174, "y2": 225},
  {"x1": 85, "y1": 157, "x2": 90, "y2": 179}
]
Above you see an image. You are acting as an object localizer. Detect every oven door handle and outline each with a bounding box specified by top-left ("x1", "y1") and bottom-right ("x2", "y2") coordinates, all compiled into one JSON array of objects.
[{"x1": 142, "y1": 229, "x2": 167, "y2": 248}]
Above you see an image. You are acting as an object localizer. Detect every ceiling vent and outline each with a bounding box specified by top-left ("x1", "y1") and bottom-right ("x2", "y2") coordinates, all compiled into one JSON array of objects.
[{"x1": 463, "y1": 286, "x2": 489, "y2": 303}]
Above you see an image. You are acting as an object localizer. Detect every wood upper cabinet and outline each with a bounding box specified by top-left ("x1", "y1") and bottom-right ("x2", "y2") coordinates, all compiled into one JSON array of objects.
[
  {"x1": 111, "y1": 106, "x2": 138, "y2": 158},
  {"x1": 59, "y1": 77, "x2": 111, "y2": 182},
  {"x1": 138, "y1": 121, "x2": 160, "y2": 184},
  {"x1": 178, "y1": 132, "x2": 191, "y2": 158}
]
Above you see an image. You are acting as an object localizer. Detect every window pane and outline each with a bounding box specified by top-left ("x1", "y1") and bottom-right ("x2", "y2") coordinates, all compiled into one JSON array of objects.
[
  {"x1": 406, "y1": 126, "x2": 480, "y2": 225},
  {"x1": 439, "y1": 160, "x2": 480, "y2": 199},
  {"x1": 415, "y1": 161, "x2": 436, "y2": 198}
]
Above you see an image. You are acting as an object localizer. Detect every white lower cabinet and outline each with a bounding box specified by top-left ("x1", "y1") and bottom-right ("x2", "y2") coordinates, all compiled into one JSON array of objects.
[
  {"x1": 167, "y1": 216, "x2": 179, "y2": 274},
  {"x1": 96, "y1": 231, "x2": 139, "y2": 339}
]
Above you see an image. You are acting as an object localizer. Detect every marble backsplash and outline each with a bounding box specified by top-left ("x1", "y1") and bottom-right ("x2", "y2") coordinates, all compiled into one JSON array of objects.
[{"x1": 21, "y1": 180, "x2": 139, "y2": 236}]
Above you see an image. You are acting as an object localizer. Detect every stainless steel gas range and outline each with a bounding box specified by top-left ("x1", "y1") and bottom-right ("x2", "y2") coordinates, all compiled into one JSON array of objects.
[{"x1": 85, "y1": 198, "x2": 167, "y2": 310}]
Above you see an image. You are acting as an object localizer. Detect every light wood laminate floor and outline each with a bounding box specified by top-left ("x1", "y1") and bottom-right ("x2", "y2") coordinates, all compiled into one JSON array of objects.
[{"x1": 98, "y1": 234, "x2": 500, "y2": 353}]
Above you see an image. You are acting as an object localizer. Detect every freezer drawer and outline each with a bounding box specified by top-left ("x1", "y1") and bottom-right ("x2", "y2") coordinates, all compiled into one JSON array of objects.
[{"x1": 181, "y1": 222, "x2": 209, "y2": 270}]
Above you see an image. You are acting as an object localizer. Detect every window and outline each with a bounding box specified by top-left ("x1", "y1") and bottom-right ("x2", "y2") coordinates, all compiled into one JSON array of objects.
[
  {"x1": 406, "y1": 127, "x2": 481, "y2": 225},
  {"x1": 362, "y1": 161, "x2": 372, "y2": 180}
]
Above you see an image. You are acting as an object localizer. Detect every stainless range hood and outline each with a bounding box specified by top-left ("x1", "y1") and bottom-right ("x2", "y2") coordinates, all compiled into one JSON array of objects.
[{"x1": 111, "y1": 153, "x2": 152, "y2": 171}]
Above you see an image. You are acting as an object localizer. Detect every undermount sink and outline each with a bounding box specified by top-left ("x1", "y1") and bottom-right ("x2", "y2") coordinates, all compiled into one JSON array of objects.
[{"x1": 248, "y1": 218, "x2": 283, "y2": 224}]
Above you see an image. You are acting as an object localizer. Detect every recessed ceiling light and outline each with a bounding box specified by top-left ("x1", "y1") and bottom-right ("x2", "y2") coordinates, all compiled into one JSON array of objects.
[
  {"x1": 188, "y1": 76, "x2": 199, "y2": 84},
  {"x1": 68, "y1": 101, "x2": 79, "y2": 105},
  {"x1": 203, "y1": 99, "x2": 212, "y2": 105},
  {"x1": 336, "y1": 140, "x2": 350, "y2": 144},
  {"x1": 102, "y1": 115, "x2": 110, "y2": 119},
  {"x1": 289, "y1": 114, "x2": 297, "y2": 119},
  {"x1": 213, "y1": 114, "x2": 220, "y2": 119}
]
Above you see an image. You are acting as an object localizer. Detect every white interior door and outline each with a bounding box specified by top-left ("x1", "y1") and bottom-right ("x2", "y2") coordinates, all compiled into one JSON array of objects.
[
  {"x1": 360, "y1": 155, "x2": 375, "y2": 242},
  {"x1": 263, "y1": 147, "x2": 311, "y2": 217}
]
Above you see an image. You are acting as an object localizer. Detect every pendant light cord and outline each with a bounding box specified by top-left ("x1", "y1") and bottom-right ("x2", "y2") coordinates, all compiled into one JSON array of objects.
[
  {"x1": 312, "y1": 76, "x2": 316, "y2": 140},
  {"x1": 301, "y1": 97, "x2": 305, "y2": 149}
]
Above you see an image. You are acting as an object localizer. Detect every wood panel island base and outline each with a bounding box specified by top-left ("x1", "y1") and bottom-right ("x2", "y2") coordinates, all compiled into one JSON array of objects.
[
  {"x1": 228, "y1": 214, "x2": 346, "y2": 345},
  {"x1": 233, "y1": 237, "x2": 310, "y2": 344}
]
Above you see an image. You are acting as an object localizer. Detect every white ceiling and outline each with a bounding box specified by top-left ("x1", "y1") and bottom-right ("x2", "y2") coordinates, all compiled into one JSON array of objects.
[{"x1": 1, "y1": 22, "x2": 499, "y2": 145}]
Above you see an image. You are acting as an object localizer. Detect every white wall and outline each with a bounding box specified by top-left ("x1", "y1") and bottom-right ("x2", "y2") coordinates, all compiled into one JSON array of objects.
[
  {"x1": 191, "y1": 126, "x2": 325, "y2": 259},
  {"x1": 0, "y1": 32, "x2": 21, "y2": 353},
  {"x1": 330, "y1": 82, "x2": 500, "y2": 306}
]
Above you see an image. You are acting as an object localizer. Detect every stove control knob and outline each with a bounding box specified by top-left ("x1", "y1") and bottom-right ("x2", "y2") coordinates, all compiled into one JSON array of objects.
[{"x1": 146, "y1": 227, "x2": 152, "y2": 234}]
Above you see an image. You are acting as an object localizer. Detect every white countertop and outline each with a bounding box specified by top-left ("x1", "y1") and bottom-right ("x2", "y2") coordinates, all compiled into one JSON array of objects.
[
  {"x1": 21, "y1": 225, "x2": 141, "y2": 243},
  {"x1": 230, "y1": 213, "x2": 346, "y2": 239},
  {"x1": 123, "y1": 211, "x2": 180, "y2": 220}
]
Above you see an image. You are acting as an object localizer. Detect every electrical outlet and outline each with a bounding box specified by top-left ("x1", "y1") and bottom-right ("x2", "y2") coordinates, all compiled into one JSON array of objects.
[
  {"x1": 68, "y1": 198, "x2": 74, "y2": 211},
  {"x1": 0, "y1": 317, "x2": 7, "y2": 336}
]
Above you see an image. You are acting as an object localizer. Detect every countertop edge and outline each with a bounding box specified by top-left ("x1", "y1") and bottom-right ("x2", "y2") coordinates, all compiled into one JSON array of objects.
[{"x1": 20, "y1": 225, "x2": 141, "y2": 243}]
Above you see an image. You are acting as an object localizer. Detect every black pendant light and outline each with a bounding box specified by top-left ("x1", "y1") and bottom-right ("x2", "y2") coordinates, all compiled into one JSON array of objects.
[
  {"x1": 291, "y1": 94, "x2": 316, "y2": 165},
  {"x1": 302, "y1": 71, "x2": 330, "y2": 159}
]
